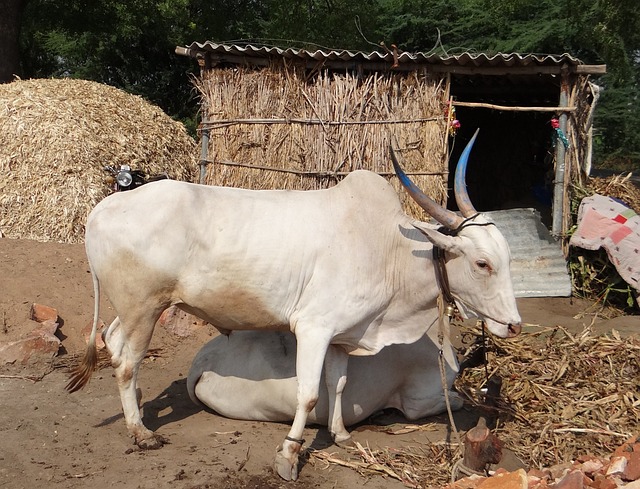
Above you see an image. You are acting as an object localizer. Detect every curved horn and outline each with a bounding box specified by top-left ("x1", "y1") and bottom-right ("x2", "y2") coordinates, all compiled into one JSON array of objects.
[
  {"x1": 390, "y1": 144, "x2": 463, "y2": 229},
  {"x1": 454, "y1": 128, "x2": 479, "y2": 218}
]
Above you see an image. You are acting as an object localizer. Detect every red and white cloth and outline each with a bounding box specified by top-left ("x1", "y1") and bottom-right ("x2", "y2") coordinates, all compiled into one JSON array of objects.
[{"x1": 569, "y1": 194, "x2": 640, "y2": 304}]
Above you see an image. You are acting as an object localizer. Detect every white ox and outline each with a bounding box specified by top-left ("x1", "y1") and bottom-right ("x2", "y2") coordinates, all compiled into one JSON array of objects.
[
  {"x1": 187, "y1": 330, "x2": 463, "y2": 426},
  {"x1": 68, "y1": 131, "x2": 521, "y2": 481}
]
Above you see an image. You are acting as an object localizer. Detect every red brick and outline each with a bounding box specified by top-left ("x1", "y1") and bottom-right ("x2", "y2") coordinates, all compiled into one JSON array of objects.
[
  {"x1": 0, "y1": 322, "x2": 61, "y2": 364},
  {"x1": 605, "y1": 456, "x2": 627, "y2": 477},
  {"x1": 477, "y1": 469, "x2": 528, "y2": 489},
  {"x1": 579, "y1": 459, "x2": 604, "y2": 477},
  {"x1": 551, "y1": 470, "x2": 583, "y2": 489},
  {"x1": 613, "y1": 435, "x2": 638, "y2": 458},
  {"x1": 81, "y1": 319, "x2": 106, "y2": 350},
  {"x1": 549, "y1": 463, "x2": 573, "y2": 481},
  {"x1": 527, "y1": 474, "x2": 549, "y2": 489},
  {"x1": 528, "y1": 468, "x2": 551, "y2": 480},
  {"x1": 577, "y1": 455, "x2": 599, "y2": 464},
  {"x1": 624, "y1": 450, "x2": 640, "y2": 481},
  {"x1": 590, "y1": 474, "x2": 618, "y2": 489},
  {"x1": 446, "y1": 474, "x2": 485, "y2": 489},
  {"x1": 29, "y1": 303, "x2": 58, "y2": 323}
]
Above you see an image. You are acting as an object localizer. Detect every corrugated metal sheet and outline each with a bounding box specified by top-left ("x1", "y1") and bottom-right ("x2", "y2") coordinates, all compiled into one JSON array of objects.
[
  {"x1": 486, "y1": 208, "x2": 572, "y2": 298},
  {"x1": 180, "y1": 41, "x2": 584, "y2": 70}
]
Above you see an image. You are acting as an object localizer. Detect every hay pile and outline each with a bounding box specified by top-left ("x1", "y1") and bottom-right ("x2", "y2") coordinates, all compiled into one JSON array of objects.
[
  {"x1": 459, "y1": 325, "x2": 639, "y2": 468},
  {"x1": 0, "y1": 78, "x2": 197, "y2": 243},
  {"x1": 310, "y1": 325, "x2": 640, "y2": 488},
  {"x1": 586, "y1": 173, "x2": 640, "y2": 212},
  {"x1": 195, "y1": 64, "x2": 449, "y2": 219}
]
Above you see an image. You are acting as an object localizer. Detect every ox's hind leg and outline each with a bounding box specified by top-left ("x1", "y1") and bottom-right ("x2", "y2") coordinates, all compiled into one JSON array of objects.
[
  {"x1": 105, "y1": 311, "x2": 163, "y2": 449},
  {"x1": 274, "y1": 328, "x2": 332, "y2": 481},
  {"x1": 324, "y1": 345, "x2": 351, "y2": 444}
]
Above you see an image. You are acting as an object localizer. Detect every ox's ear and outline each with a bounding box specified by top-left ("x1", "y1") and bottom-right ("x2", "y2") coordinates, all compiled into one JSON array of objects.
[{"x1": 411, "y1": 220, "x2": 464, "y2": 255}]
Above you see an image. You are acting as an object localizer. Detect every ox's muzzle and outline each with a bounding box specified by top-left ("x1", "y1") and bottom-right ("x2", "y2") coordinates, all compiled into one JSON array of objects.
[{"x1": 507, "y1": 322, "x2": 522, "y2": 338}]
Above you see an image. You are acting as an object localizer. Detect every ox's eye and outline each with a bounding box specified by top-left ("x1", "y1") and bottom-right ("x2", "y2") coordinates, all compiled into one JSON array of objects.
[{"x1": 476, "y1": 260, "x2": 492, "y2": 272}]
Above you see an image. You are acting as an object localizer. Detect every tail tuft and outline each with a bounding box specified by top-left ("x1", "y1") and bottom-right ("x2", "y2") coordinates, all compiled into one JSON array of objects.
[{"x1": 65, "y1": 345, "x2": 98, "y2": 392}]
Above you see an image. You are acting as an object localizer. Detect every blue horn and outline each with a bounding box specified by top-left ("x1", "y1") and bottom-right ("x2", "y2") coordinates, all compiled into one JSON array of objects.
[{"x1": 454, "y1": 128, "x2": 479, "y2": 218}]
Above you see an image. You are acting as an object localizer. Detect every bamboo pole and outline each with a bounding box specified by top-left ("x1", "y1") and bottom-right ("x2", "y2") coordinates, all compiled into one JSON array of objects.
[
  {"x1": 204, "y1": 158, "x2": 448, "y2": 177},
  {"x1": 200, "y1": 116, "x2": 443, "y2": 127},
  {"x1": 453, "y1": 101, "x2": 576, "y2": 112}
]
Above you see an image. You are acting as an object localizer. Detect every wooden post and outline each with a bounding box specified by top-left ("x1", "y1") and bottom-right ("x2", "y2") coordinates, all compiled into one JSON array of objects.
[
  {"x1": 552, "y1": 65, "x2": 570, "y2": 238},
  {"x1": 462, "y1": 417, "x2": 503, "y2": 473}
]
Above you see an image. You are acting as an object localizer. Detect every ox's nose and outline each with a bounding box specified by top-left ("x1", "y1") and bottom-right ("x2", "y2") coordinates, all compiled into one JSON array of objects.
[{"x1": 507, "y1": 323, "x2": 522, "y2": 337}]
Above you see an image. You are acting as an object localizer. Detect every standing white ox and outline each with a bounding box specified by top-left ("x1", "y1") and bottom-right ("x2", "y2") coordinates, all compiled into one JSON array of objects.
[
  {"x1": 68, "y1": 131, "x2": 521, "y2": 481},
  {"x1": 187, "y1": 331, "x2": 464, "y2": 426}
]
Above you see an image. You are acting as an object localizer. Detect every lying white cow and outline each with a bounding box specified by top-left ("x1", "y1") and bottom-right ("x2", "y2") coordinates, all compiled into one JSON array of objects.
[
  {"x1": 187, "y1": 331, "x2": 462, "y2": 425},
  {"x1": 68, "y1": 130, "x2": 521, "y2": 481}
]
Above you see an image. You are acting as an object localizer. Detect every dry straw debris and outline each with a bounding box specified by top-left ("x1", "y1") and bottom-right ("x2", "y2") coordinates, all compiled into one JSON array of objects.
[
  {"x1": 587, "y1": 173, "x2": 640, "y2": 213},
  {"x1": 458, "y1": 325, "x2": 639, "y2": 468},
  {"x1": 0, "y1": 78, "x2": 197, "y2": 243},
  {"x1": 311, "y1": 325, "x2": 640, "y2": 488}
]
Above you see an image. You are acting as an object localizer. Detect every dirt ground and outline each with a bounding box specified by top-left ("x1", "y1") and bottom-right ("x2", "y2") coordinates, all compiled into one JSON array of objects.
[{"x1": 1, "y1": 237, "x2": 639, "y2": 489}]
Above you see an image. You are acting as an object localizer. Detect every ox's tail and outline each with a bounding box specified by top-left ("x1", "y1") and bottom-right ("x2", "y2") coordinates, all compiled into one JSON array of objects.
[{"x1": 66, "y1": 267, "x2": 101, "y2": 392}]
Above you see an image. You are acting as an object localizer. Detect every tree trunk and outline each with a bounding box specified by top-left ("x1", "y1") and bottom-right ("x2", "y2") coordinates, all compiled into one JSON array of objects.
[{"x1": 0, "y1": 0, "x2": 28, "y2": 83}]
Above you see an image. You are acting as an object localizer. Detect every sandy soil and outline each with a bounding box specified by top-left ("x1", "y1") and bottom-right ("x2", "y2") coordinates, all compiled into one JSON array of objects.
[{"x1": 1, "y1": 237, "x2": 638, "y2": 489}]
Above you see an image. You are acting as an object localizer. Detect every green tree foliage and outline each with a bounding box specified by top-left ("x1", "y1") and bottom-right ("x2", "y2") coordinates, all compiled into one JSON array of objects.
[
  {"x1": 18, "y1": 0, "x2": 379, "y2": 131},
  {"x1": 582, "y1": 0, "x2": 640, "y2": 170},
  {"x1": 376, "y1": 0, "x2": 640, "y2": 169},
  {"x1": 14, "y1": 0, "x2": 640, "y2": 166},
  {"x1": 259, "y1": 0, "x2": 380, "y2": 50},
  {"x1": 20, "y1": 0, "x2": 198, "y2": 127}
]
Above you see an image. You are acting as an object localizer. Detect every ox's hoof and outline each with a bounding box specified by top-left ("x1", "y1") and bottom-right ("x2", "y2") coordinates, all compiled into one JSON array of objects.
[
  {"x1": 332, "y1": 430, "x2": 353, "y2": 448},
  {"x1": 334, "y1": 436, "x2": 355, "y2": 449},
  {"x1": 274, "y1": 450, "x2": 298, "y2": 481},
  {"x1": 136, "y1": 433, "x2": 168, "y2": 450}
]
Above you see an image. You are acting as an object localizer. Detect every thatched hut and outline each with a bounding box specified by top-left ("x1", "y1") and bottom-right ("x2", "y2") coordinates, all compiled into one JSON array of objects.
[
  {"x1": 176, "y1": 43, "x2": 605, "y2": 240},
  {"x1": 193, "y1": 65, "x2": 447, "y2": 220},
  {"x1": 0, "y1": 78, "x2": 197, "y2": 243}
]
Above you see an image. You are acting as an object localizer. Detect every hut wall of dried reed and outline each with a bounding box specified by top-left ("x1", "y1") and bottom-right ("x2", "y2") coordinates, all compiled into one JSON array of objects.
[
  {"x1": 195, "y1": 63, "x2": 449, "y2": 220},
  {"x1": 0, "y1": 79, "x2": 198, "y2": 243}
]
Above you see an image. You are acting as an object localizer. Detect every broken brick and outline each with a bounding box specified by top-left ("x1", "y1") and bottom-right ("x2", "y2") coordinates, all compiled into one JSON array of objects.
[
  {"x1": 605, "y1": 456, "x2": 627, "y2": 477},
  {"x1": 623, "y1": 450, "x2": 640, "y2": 481},
  {"x1": 29, "y1": 303, "x2": 58, "y2": 323},
  {"x1": 551, "y1": 470, "x2": 583, "y2": 489},
  {"x1": 81, "y1": 319, "x2": 106, "y2": 350},
  {"x1": 0, "y1": 321, "x2": 61, "y2": 364},
  {"x1": 477, "y1": 469, "x2": 527, "y2": 489}
]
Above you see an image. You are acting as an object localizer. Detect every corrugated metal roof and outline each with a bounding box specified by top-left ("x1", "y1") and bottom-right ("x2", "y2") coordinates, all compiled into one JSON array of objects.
[
  {"x1": 486, "y1": 208, "x2": 572, "y2": 298},
  {"x1": 178, "y1": 41, "x2": 585, "y2": 71}
]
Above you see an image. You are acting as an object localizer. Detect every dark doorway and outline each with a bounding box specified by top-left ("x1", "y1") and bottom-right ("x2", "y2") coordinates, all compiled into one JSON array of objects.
[{"x1": 446, "y1": 107, "x2": 556, "y2": 225}]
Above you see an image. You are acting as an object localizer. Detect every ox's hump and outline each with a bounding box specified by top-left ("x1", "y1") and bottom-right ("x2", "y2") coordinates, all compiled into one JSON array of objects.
[
  {"x1": 98, "y1": 170, "x2": 402, "y2": 214},
  {"x1": 333, "y1": 170, "x2": 403, "y2": 208}
]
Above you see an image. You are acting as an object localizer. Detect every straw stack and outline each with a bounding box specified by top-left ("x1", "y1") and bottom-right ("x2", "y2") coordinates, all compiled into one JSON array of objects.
[
  {"x1": 195, "y1": 63, "x2": 448, "y2": 219},
  {"x1": 309, "y1": 325, "x2": 640, "y2": 488},
  {"x1": 0, "y1": 78, "x2": 197, "y2": 243}
]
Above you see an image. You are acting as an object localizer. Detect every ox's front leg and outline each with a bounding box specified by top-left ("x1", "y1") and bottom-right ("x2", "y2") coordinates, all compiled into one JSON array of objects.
[
  {"x1": 324, "y1": 345, "x2": 350, "y2": 444},
  {"x1": 274, "y1": 330, "x2": 331, "y2": 481}
]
